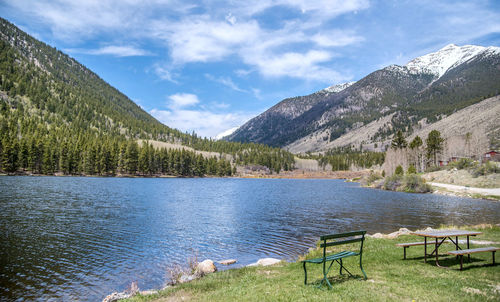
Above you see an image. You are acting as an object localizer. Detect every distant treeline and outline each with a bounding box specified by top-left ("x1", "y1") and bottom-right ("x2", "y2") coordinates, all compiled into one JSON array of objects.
[
  {"x1": 0, "y1": 19, "x2": 295, "y2": 176},
  {"x1": 300, "y1": 147, "x2": 385, "y2": 171},
  {"x1": 0, "y1": 122, "x2": 233, "y2": 176}
]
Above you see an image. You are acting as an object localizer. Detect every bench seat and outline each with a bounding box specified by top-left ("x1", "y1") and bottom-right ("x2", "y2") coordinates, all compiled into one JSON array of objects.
[
  {"x1": 303, "y1": 251, "x2": 359, "y2": 264},
  {"x1": 396, "y1": 241, "x2": 435, "y2": 247},
  {"x1": 446, "y1": 246, "x2": 499, "y2": 270},
  {"x1": 447, "y1": 246, "x2": 499, "y2": 256},
  {"x1": 396, "y1": 240, "x2": 450, "y2": 259}
]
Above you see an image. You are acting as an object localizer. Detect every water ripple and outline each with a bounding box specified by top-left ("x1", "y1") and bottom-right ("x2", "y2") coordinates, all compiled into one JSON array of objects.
[{"x1": 1, "y1": 176, "x2": 499, "y2": 301}]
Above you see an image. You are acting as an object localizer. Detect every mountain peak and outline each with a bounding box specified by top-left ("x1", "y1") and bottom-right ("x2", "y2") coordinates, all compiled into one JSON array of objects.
[
  {"x1": 405, "y1": 44, "x2": 486, "y2": 78},
  {"x1": 322, "y1": 81, "x2": 355, "y2": 94}
]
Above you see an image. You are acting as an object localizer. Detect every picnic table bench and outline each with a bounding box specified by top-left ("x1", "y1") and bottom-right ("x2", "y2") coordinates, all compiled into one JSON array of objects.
[
  {"x1": 396, "y1": 240, "x2": 450, "y2": 259},
  {"x1": 301, "y1": 230, "x2": 367, "y2": 289},
  {"x1": 447, "y1": 247, "x2": 499, "y2": 270}
]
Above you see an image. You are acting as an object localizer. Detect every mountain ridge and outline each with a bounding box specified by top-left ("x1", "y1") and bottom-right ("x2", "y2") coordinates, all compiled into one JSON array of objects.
[{"x1": 227, "y1": 43, "x2": 500, "y2": 153}]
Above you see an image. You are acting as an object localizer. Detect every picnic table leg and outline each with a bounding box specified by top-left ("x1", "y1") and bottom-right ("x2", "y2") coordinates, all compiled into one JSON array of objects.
[
  {"x1": 467, "y1": 236, "x2": 470, "y2": 262},
  {"x1": 455, "y1": 236, "x2": 459, "y2": 260},
  {"x1": 435, "y1": 238, "x2": 438, "y2": 265},
  {"x1": 493, "y1": 251, "x2": 496, "y2": 266},
  {"x1": 460, "y1": 255, "x2": 463, "y2": 271},
  {"x1": 339, "y1": 259, "x2": 343, "y2": 275},
  {"x1": 424, "y1": 237, "x2": 427, "y2": 263}
]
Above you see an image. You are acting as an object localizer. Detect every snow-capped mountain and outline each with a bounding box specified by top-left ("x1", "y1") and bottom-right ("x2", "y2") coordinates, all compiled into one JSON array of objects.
[
  {"x1": 215, "y1": 126, "x2": 239, "y2": 140},
  {"x1": 227, "y1": 43, "x2": 500, "y2": 152},
  {"x1": 323, "y1": 81, "x2": 355, "y2": 94},
  {"x1": 405, "y1": 44, "x2": 500, "y2": 78}
]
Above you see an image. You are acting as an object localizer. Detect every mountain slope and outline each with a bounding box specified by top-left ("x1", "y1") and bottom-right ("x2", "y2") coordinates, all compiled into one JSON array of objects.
[
  {"x1": 0, "y1": 17, "x2": 179, "y2": 140},
  {"x1": 227, "y1": 44, "x2": 500, "y2": 152},
  {"x1": 0, "y1": 17, "x2": 294, "y2": 175}
]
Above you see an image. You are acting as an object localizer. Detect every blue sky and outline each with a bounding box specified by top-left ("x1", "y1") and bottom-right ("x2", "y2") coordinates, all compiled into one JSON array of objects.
[{"x1": 1, "y1": 0, "x2": 500, "y2": 138}]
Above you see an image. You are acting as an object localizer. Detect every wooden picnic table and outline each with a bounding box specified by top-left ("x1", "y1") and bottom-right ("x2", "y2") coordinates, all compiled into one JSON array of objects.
[{"x1": 411, "y1": 230, "x2": 482, "y2": 267}]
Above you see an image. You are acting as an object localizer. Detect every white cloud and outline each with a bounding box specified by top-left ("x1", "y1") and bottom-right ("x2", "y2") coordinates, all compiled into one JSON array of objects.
[
  {"x1": 66, "y1": 45, "x2": 151, "y2": 57},
  {"x1": 167, "y1": 93, "x2": 200, "y2": 109},
  {"x1": 4, "y1": 0, "x2": 368, "y2": 83},
  {"x1": 252, "y1": 88, "x2": 262, "y2": 100},
  {"x1": 205, "y1": 74, "x2": 247, "y2": 93},
  {"x1": 225, "y1": 13, "x2": 237, "y2": 25},
  {"x1": 151, "y1": 16, "x2": 261, "y2": 64},
  {"x1": 153, "y1": 65, "x2": 178, "y2": 83},
  {"x1": 243, "y1": 50, "x2": 346, "y2": 82},
  {"x1": 150, "y1": 108, "x2": 254, "y2": 138},
  {"x1": 276, "y1": 0, "x2": 370, "y2": 18},
  {"x1": 311, "y1": 30, "x2": 364, "y2": 47}
]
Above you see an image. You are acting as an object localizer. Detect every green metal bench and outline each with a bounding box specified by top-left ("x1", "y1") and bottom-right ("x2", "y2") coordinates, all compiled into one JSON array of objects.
[{"x1": 301, "y1": 230, "x2": 367, "y2": 289}]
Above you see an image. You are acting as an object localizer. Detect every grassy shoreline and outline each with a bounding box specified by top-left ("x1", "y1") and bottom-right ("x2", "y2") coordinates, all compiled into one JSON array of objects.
[{"x1": 124, "y1": 224, "x2": 500, "y2": 301}]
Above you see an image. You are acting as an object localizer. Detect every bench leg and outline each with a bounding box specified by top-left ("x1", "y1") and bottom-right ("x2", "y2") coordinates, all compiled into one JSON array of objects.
[
  {"x1": 339, "y1": 259, "x2": 343, "y2": 275},
  {"x1": 360, "y1": 255, "x2": 367, "y2": 280},
  {"x1": 303, "y1": 262, "x2": 307, "y2": 285},
  {"x1": 493, "y1": 251, "x2": 496, "y2": 266},
  {"x1": 403, "y1": 246, "x2": 407, "y2": 260},
  {"x1": 460, "y1": 255, "x2": 463, "y2": 271}
]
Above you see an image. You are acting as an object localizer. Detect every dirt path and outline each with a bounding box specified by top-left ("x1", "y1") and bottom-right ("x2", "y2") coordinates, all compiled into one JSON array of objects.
[{"x1": 429, "y1": 182, "x2": 500, "y2": 196}]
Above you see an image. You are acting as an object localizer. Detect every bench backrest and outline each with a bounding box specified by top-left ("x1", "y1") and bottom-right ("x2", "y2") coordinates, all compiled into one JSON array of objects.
[{"x1": 320, "y1": 230, "x2": 366, "y2": 258}]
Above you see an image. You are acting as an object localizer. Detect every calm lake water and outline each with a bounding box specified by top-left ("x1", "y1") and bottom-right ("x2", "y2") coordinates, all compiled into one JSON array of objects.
[{"x1": 1, "y1": 176, "x2": 499, "y2": 301}]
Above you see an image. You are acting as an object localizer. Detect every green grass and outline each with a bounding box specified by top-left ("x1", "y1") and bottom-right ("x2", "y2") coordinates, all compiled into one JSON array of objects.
[{"x1": 126, "y1": 225, "x2": 500, "y2": 301}]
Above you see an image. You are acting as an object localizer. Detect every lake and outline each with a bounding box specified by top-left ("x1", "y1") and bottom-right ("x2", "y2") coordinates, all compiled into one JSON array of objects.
[{"x1": 1, "y1": 176, "x2": 499, "y2": 301}]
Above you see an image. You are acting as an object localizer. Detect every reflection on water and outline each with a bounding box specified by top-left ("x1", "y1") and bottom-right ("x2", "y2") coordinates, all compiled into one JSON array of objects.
[{"x1": 0, "y1": 176, "x2": 499, "y2": 300}]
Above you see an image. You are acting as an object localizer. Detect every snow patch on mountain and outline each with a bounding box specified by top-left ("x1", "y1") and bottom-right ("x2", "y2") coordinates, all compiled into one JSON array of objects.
[
  {"x1": 215, "y1": 126, "x2": 239, "y2": 140},
  {"x1": 322, "y1": 81, "x2": 355, "y2": 94},
  {"x1": 405, "y1": 44, "x2": 492, "y2": 78}
]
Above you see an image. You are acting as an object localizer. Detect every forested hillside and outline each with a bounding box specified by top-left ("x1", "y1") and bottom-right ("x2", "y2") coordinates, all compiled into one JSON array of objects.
[{"x1": 0, "y1": 17, "x2": 294, "y2": 176}]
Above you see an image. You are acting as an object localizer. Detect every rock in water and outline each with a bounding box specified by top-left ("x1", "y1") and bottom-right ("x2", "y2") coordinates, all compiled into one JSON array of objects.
[
  {"x1": 256, "y1": 258, "x2": 281, "y2": 266},
  {"x1": 102, "y1": 292, "x2": 131, "y2": 302},
  {"x1": 219, "y1": 259, "x2": 237, "y2": 265},
  {"x1": 195, "y1": 259, "x2": 217, "y2": 276}
]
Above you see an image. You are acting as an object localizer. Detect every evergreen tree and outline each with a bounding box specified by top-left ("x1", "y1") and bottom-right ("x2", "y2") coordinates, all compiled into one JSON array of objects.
[
  {"x1": 426, "y1": 130, "x2": 444, "y2": 166},
  {"x1": 391, "y1": 130, "x2": 407, "y2": 149}
]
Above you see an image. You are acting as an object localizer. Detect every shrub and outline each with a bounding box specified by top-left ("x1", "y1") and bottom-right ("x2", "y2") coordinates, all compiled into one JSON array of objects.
[
  {"x1": 407, "y1": 165, "x2": 416, "y2": 174},
  {"x1": 366, "y1": 172, "x2": 383, "y2": 185},
  {"x1": 383, "y1": 174, "x2": 402, "y2": 191},
  {"x1": 471, "y1": 161, "x2": 500, "y2": 177},
  {"x1": 402, "y1": 174, "x2": 432, "y2": 193},
  {"x1": 425, "y1": 165, "x2": 442, "y2": 172},
  {"x1": 382, "y1": 174, "x2": 431, "y2": 193},
  {"x1": 395, "y1": 165, "x2": 404, "y2": 175},
  {"x1": 448, "y1": 158, "x2": 475, "y2": 170}
]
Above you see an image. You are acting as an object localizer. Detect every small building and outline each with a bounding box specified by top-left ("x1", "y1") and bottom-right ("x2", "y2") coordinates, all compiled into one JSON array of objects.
[
  {"x1": 482, "y1": 150, "x2": 500, "y2": 162},
  {"x1": 438, "y1": 160, "x2": 448, "y2": 166}
]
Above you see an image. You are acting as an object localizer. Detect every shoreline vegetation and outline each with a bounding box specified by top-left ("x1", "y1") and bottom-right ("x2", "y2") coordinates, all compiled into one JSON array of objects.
[
  {"x1": 2, "y1": 167, "x2": 498, "y2": 200},
  {"x1": 111, "y1": 224, "x2": 500, "y2": 302}
]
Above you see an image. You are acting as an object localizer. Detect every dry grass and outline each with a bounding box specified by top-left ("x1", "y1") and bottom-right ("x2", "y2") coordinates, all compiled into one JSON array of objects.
[{"x1": 422, "y1": 169, "x2": 500, "y2": 188}]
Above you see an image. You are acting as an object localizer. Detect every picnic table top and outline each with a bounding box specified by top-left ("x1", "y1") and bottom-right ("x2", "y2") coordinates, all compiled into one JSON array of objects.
[{"x1": 411, "y1": 229, "x2": 482, "y2": 238}]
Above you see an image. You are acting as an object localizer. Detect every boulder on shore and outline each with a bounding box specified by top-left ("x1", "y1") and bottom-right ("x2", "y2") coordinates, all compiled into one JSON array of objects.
[
  {"x1": 102, "y1": 292, "x2": 131, "y2": 302},
  {"x1": 219, "y1": 259, "x2": 237, "y2": 265},
  {"x1": 195, "y1": 259, "x2": 217, "y2": 276},
  {"x1": 247, "y1": 258, "x2": 281, "y2": 267}
]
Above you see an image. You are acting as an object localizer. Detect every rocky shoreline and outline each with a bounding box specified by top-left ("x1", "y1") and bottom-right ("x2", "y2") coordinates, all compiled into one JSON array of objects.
[{"x1": 102, "y1": 257, "x2": 283, "y2": 302}]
